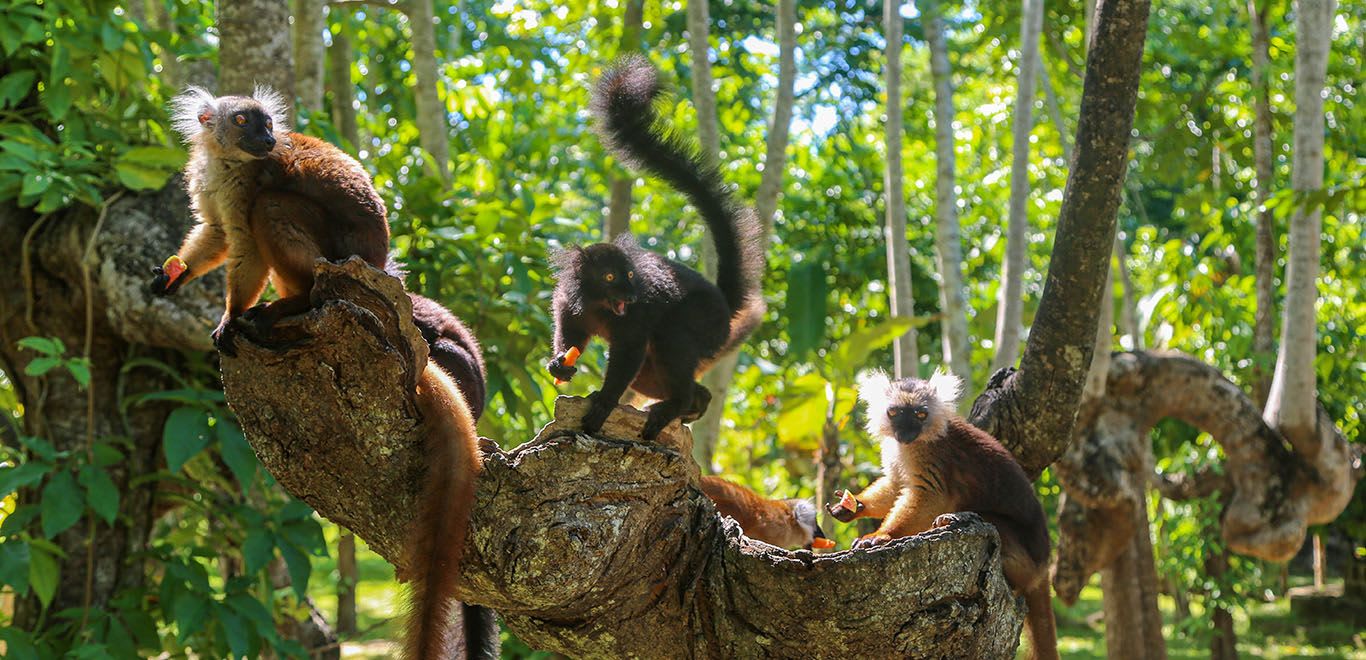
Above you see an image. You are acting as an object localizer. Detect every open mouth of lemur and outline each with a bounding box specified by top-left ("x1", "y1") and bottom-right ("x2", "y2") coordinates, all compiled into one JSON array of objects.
[{"x1": 609, "y1": 299, "x2": 628, "y2": 316}]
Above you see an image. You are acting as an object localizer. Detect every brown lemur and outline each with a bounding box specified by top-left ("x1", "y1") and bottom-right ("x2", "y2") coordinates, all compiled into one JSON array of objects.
[
  {"x1": 548, "y1": 55, "x2": 766, "y2": 440},
  {"x1": 155, "y1": 87, "x2": 496, "y2": 659},
  {"x1": 701, "y1": 476, "x2": 834, "y2": 551},
  {"x1": 827, "y1": 370, "x2": 1058, "y2": 660}
]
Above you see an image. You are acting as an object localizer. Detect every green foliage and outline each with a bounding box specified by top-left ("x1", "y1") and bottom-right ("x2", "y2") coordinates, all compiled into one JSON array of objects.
[{"x1": 0, "y1": 0, "x2": 182, "y2": 212}]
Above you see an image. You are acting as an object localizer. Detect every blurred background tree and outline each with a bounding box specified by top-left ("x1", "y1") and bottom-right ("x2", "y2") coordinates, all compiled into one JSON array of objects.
[{"x1": 0, "y1": 0, "x2": 1360, "y2": 657}]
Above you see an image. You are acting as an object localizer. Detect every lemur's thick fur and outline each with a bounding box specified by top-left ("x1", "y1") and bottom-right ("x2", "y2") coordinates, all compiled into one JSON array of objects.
[
  {"x1": 832, "y1": 370, "x2": 1058, "y2": 660},
  {"x1": 548, "y1": 56, "x2": 766, "y2": 439},
  {"x1": 162, "y1": 87, "x2": 497, "y2": 659},
  {"x1": 701, "y1": 477, "x2": 827, "y2": 550}
]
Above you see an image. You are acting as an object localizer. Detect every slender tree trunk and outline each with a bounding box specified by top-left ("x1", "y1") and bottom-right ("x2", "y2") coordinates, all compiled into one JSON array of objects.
[
  {"x1": 686, "y1": 0, "x2": 721, "y2": 163},
  {"x1": 407, "y1": 0, "x2": 451, "y2": 179},
  {"x1": 219, "y1": 0, "x2": 294, "y2": 109},
  {"x1": 816, "y1": 408, "x2": 842, "y2": 536},
  {"x1": 884, "y1": 0, "x2": 918, "y2": 378},
  {"x1": 337, "y1": 530, "x2": 358, "y2": 634},
  {"x1": 149, "y1": 0, "x2": 179, "y2": 87},
  {"x1": 1313, "y1": 533, "x2": 1325, "y2": 588},
  {"x1": 327, "y1": 18, "x2": 360, "y2": 152},
  {"x1": 1247, "y1": 0, "x2": 1277, "y2": 407},
  {"x1": 1264, "y1": 0, "x2": 1334, "y2": 444},
  {"x1": 685, "y1": 0, "x2": 721, "y2": 468},
  {"x1": 992, "y1": 0, "x2": 1043, "y2": 371},
  {"x1": 293, "y1": 0, "x2": 327, "y2": 112},
  {"x1": 605, "y1": 0, "x2": 645, "y2": 241},
  {"x1": 693, "y1": 0, "x2": 796, "y2": 469},
  {"x1": 1115, "y1": 236, "x2": 1141, "y2": 349},
  {"x1": 1207, "y1": 548, "x2": 1238, "y2": 659},
  {"x1": 921, "y1": 0, "x2": 971, "y2": 394}
]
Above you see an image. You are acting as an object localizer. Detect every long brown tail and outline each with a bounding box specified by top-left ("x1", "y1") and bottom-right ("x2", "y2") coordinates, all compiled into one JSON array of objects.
[
  {"x1": 1024, "y1": 581, "x2": 1059, "y2": 660},
  {"x1": 403, "y1": 363, "x2": 483, "y2": 659}
]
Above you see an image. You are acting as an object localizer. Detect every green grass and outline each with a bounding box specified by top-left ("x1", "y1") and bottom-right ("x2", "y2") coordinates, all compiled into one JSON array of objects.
[
  {"x1": 306, "y1": 525, "x2": 1363, "y2": 658},
  {"x1": 1049, "y1": 579, "x2": 1364, "y2": 659}
]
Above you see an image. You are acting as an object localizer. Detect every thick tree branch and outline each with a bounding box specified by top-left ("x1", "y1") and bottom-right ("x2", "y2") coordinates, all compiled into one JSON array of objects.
[
  {"x1": 1050, "y1": 351, "x2": 1360, "y2": 603},
  {"x1": 219, "y1": 262, "x2": 1027, "y2": 657},
  {"x1": 970, "y1": 0, "x2": 1152, "y2": 476}
]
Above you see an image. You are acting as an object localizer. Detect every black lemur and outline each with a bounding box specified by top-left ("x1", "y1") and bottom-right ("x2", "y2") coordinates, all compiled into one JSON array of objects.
[{"x1": 548, "y1": 55, "x2": 766, "y2": 440}]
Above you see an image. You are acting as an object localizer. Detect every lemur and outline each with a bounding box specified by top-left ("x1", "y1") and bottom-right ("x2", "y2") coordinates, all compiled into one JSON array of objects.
[
  {"x1": 156, "y1": 86, "x2": 496, "y2": 659},
  {"x1": 701, "y1": 476, "x2": 834, "y2": 551},
  {"x1": 828, "y1": 370, "x2": 1058, "y2": 660},
  {"x1": 548, "y1": 56, "x2": 766, "y2": 440}
]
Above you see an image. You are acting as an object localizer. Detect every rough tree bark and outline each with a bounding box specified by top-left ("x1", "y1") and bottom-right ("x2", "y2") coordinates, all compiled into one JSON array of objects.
[
  {"x1": 407, "y1": 0, "x2": 451, "y2": 180},
  {"x1": 218, "y1": 260, "x2": 1026, "y2": 657},
  {"x1": 218, "y1": 0, "x2": 294, "y2": 110},
  {"x1": 1246, "y1": 0, "x2": 1277, "y2": 406},
  {"x1": 693, "y1": 0, "x2": 796, "y2": 469},
  {"x1": 969, "y1": 0, "x2": 1152, "y2": 476},
  {"x1": 1263, "y1": 0, "x2": 1336, "y2": 476},
  {"x1": 921, "y1": 0, "x2": 972, "y2": 394},
  {"x1": 991, "y1": 0, "x2": 1043, "y2": 372},
  {"x1": 884, "y1": 0, "x2": 919, "y2": 378},
  {"x1": 293, "y1": 0, "x2": 327, "y2": 112}
]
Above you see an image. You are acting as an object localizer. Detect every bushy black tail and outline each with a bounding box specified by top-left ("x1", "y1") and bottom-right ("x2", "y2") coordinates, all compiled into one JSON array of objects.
[{"x1": 592, "y1": 55, "x2": 766, "y2": 331}]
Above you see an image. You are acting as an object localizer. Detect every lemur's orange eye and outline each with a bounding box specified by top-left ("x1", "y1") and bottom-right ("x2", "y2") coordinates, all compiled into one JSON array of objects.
[
  {"x1": 627, "y1": 271, "x2": 634, "y2": 279},
  {"x1": 266, "y1": 117, "x2": 273, "y2": 129},
  {"x1": 234, "y1": 114, "x2": 247, "y2": 126},
  {"x1": 915, "y1": 411, "x2": 928, "y2": 420},
  {"x1": 887, "y1": 409, "x2": 899, "y2": 417},
  {"x1": 605, "y1": 273, "x2": 615, "y2": 282}
]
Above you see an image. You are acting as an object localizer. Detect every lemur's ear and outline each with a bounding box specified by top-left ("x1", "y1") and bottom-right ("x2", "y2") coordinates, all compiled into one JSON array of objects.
[{"x1": 928, "y1": 367, "x2": 963, "y2": 406}]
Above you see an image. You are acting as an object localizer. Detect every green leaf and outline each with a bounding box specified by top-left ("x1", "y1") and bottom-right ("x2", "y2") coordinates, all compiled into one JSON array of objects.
[
  {"x1": 118, "y1": 145, "x2": 187, "y2": 169},
  {"x1": 40, "y1": 469, "x2": 84, "y2": 538},
  {"x1": 43, "y1": 82, "x2": 72, "y2": 122},
  {"x1": 0, "y1": 540, "x2": 32, "y2": 594},
  {"x1": 0, "y1": 71, "x2": 36, "y2": 108},
  {"x1": 0, "y1": 462, "x2": 50, "y2": 498},
  {"x1": 218, "y1": 607, "x2": 251, "y2": 659},
  {"x1": 216, "y1": 417, "x2": 257, "y2": 489},
  {"x1": 78, "y1": 464, "x2": 120, "y2": 524},
  {"x1": 172, "y1": 591, "x2": 209, "y2": 642},
  {"x1": 277, "y1": 540, "x2": 311, "y2": 599},
  {"x1": 23, "y1": 356, "x2": 60, "y2": 377},
  {"x1": 114, "y1": 161, "x2": 173, "y2": 191},
  {"x1": 18, "y1": 435, "x2": 59, "y2": 461},
  {"x1": 0, "y1": 627, "x2": 40, "y2": 660},
  {"x1": 242, "y1": 529, "x2": 274, "y2": 574},
  {"x1": 17, "y1": 336, "x2": 63, "y2": 356},
  {"x1": 66, "y1": 358, "x2": 92, "y2": 387},
  {"x1": 785, "y1": 259, "x2": 828, "y2": 359},
  {"x1": 28, "y1": 544, "x2": 58, "y2": 607},
  {"x1": 163, "y1": 407, "x2": 212, "y2": 473},
  {"x1": 830, "y1": 316, "x2": 926, "y2": 379}
]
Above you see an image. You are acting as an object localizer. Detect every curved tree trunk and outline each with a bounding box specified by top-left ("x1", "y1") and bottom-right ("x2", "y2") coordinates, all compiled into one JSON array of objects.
[
  {"x1": 921, "y1": 0, "x2": 972, "y2": 394},
  {"x1": 293, "y1": 0, "x2": 327, "y2": 112},
  {"x1": 884, "y1": 0, "x2": 918, "y2": 378},
  {"x1": 1264, "y1": 0, "x2": 1334, "y2": 464},
  {"x1": 604, "y1": 0, "x2": 645, "y2": 241},
  {"x1": 991, "y1": 0, "x2": 1043, "y2": 372},
  {"x1": 693, "y1": 0, "x2": 797, "y2": 469},
  {"x1": 407, "y1": 0, "x2": 451, "y2": 180},
  {"x1": 218, "y1": 261, "x2": 1027, "y2": 657}
]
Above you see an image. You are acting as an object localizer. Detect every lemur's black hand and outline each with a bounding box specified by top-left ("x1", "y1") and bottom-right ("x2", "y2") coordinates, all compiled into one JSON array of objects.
[
  {"x1": 547, "y1": 356, "x2": 578, "y2": 382},
  {"x1": 827, "y1": 490, "x2": 864, "y2": 523},
  {"x1": 148, "y1": 265, "x2": 186, "y2": 296}
]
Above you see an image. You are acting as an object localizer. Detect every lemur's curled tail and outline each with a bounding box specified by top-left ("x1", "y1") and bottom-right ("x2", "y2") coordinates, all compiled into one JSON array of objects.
[{"x1": 591, "y1": 55, "x2": 766, "y2": 352}]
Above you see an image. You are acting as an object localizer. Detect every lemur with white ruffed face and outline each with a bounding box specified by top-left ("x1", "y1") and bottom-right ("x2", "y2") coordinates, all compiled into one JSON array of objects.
[{"x1": 828, "y1": 370, "x2": 1058, "y2": 660}]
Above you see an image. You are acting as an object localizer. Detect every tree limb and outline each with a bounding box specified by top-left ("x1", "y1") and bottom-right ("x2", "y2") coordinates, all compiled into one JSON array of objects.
[{"x1": 218, "y1": 261, "x2": 1027, "y2": 658}]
